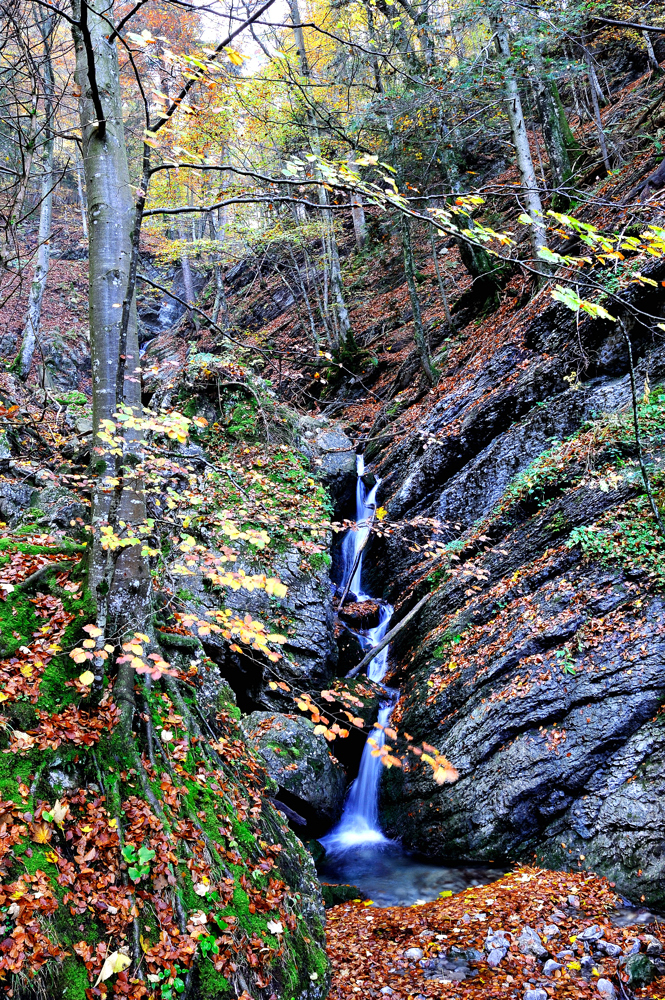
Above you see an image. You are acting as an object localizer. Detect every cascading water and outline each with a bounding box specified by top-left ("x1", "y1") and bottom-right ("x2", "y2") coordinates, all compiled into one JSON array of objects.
[
  {"x1": 318, "y1": 455, "x2": 504, "y2": 905},
  {"x1": 322, "y1": 454, "x2": 396, "y2": 851}
]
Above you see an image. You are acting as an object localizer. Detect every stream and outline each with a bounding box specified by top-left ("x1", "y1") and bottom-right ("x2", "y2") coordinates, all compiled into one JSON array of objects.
[{"x1": 317, "y1": 455, "x2": 503, "y2": 907}]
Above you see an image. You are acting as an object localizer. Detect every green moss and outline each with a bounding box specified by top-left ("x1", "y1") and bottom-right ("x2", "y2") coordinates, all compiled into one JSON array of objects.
[
  {"x1": 198, "y1": 962, "x2": 230, "y2": 999},
  {"x1": 0, "y1": 592, "x2": 38, "y2": 656},
  {"x1": 231, "y1": 819, "x2": 257, "y2": 856},
  {"x1": 0, "y1": 746, "x2": 40, "y2": 803},
  {"x1": 59, "y1": 957, "x2": 90, "y2": 999},
  {"x1": 0, "y1": 538, "x2": 85, "y2": 556}
]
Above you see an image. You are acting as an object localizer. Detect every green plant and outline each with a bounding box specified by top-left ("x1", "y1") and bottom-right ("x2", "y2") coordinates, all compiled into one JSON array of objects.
[
  {"x1": 151, "y1": 965, "x2": 186, "y2": 999},
  {"x1": 227, "y1": 399, "x2": 258, "y2": 438},
  {"x1": 568, "y1": 494, "x2": 665, "y2": 587},
  {"x1": 555, "y1": 647, "x2": 576, "y2": 675},
  {"x1": 121, "y1": 843, "x2": 155, "y2": 881},
  {"x1": 433, "y1": 634, "x2": 462, "y2": 658}
]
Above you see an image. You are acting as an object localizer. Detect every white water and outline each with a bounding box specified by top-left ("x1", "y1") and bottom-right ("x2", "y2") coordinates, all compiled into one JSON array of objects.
[{"x1": 322, "y1": 455, "x2": 396, "y2": 852}]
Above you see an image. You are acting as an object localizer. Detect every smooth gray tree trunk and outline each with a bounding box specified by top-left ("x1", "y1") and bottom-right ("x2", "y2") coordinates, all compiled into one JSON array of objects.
[
  {"x1": 72, "y1": 0, "x2": 150, "y2": 686},
  {"x1": 347, "y1": 153, "x2": 367, "y2": 249},
  {"x1": 494, "y1": 20, "x2": 549, "y2": 272},
  {"x1": 401, "y1": 215, "x2": 436, "y2": 385},
  {"x1": 17, "y1": 11, "x2": 55, "y2": 381},
  {"x1": 532, "y1": 40, "x2": 572, "y2": 208}
]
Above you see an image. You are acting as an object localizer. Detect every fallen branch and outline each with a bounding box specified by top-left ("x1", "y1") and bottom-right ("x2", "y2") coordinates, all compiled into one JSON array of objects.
[
  {"x1": 346, "y1": 590, "x2": 433, "y2": 678},
  {"x1": 337, "y1": 507, "x2": 376, "y2": 608}
]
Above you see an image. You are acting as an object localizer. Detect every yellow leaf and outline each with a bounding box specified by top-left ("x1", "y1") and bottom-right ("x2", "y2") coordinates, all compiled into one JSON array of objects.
[
  {"x1": 94, "y1": 951, "x2": 132, "y2": 986},
  {"x1": 78, "y1": 670, "x2": 95, "y2": 686},
  {"x1": 225, "y1": 47, "x2": 244, "y2": 65},
  {"x1": 31, "y1": 822, "x2": 52, "y2": 844},
  {"x1": 82, "y1": 639, "x2": 96, "y2": 649},
  {"x1": 376, "y1": 506, "x2": 388, "y2": 521}
]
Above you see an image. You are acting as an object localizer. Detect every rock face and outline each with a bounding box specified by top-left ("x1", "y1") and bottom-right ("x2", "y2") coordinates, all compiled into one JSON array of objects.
[
  {"x1": 298, "y1": 418, "x2": 357, "y2": 514},
  {"x1": 244, "y1": 711, "x2": 347, "y2": 835},
  {"x1": 366, "y1": 261, "x2": 665, "y2": 908},
  {"x1": 188, "y1": 539, "x2": 338, "y2": 711}
]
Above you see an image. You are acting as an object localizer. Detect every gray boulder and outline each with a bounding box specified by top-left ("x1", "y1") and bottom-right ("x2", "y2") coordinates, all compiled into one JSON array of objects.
[
  {"x1": 243, "y1": 711, "x2": 346, "y2": 835},
  {"x1": 518, "y1": 927, "x2": 548, "y2": 960}
]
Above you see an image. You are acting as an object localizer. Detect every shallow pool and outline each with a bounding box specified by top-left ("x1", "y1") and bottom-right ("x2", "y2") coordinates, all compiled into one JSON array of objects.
[{"x1": 317, "y1": 843, "x2": 506, "y2": 907}]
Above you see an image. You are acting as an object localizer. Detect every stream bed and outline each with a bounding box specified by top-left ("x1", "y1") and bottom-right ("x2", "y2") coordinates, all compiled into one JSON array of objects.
[{"x1": 317, "y1": 845, "x2": 505, "y2": 907}]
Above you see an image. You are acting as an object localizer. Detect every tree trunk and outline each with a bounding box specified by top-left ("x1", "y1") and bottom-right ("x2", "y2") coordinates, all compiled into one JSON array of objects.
[
  {"x1": 643, "y1": 31, "x2": 661, "y2": 75},
  {"x1": 430, "y1": 223, "x2": 452, "y2": 328},
  {"x1": 75, "y1": 148, "x2": 88, "y2": 237},
  {"x1": 584, "y1": 50, "x2": 611, "y2": 172},
  {"x1": 178, "y1": 220, "x2": 197, "y2": 318},
  {"x1": 347, "y1": 154, "x2": 367, "y2": 249},
  {"x1": 72, "y1": 0, "x2": 150, "y2": 696},
  {"x1": 494, "y1": 19, "x2": 549, "y2": 273},
  {"x1": 401, "y1": 215, "x2": 437, "y2": 385},
  {"x1": 532, "y1": 41, "x2": 572, "y2": 209},
  {"x1": 17, "y1": 11, "x2": 55, "y2": 381},
  {"x1": 550, "y1": 79, "x2": 584, "y2": 163},
  {"x1": 289, "y1": 0, "x2": 352, "y2": 348}
]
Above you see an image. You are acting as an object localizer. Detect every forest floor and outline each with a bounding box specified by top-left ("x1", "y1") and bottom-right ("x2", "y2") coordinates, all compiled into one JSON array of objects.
[{"x1": 326, "y1": 867, "x2": 664, "y2": 1000}]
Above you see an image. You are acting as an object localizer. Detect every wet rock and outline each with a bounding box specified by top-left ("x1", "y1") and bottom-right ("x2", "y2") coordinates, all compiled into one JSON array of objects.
[
  {"x1": 597, "y1": 941, "x2": 622, "y2": 958},
  {"x1": 523, "y1": 990, "x2": 548, "y2": 1000},
  {"x1": 403, "y1": 947, "x2": 423, "y2": 962},
  {"x1": 319, "y1": 883, "x2": 365, "y2": 907},
  {"x1": 368, "y1": 271, "x2": 665, "y2": 907},
  {"x1": 542, "y1": 959, "x2": 562, "y2": 977},
  {"x1": 556, "y1": 950, "x2": 575, "y2": 961},
  {"x1": 485, "y1": 929, "x2": 510, "y2": 967},
  {"x1": 517, "y1": 927, "x2": 548, "y2": 960},
  {"x1": 596, "y1": 980, "x2": 617, "y2": 1000},
  {"x1": 623, "y1": 938, "x2": 641, "y2": 955},
  {"x1": 335, "y1": 621, "x2": 365, "y2": 672},
  {"x1": 338, "y1": 600, "x2": 382, "y2": 630},
  {"x1": 0, "y1": 428, "x2": 12, "y2": 460},
  {"x1": 580, "y1": 955, "x2": 597, "y2": 978},
  {"x1": 644, "y1": 933, "x2": 663, "y2": 956},
  {"x1": 34, "y1": 484, "x2": 88, "y2": 529},
  {"x1": 243, "y1": 712, "x2": 346, "y2": 835},
  {"x1": 611, "y1": 906, "x2": 661, "y2": 927},
  {"x1": 622, "y1": 952, "x2": 657, "y2": 985},
  {"x1": 578, "y1": 925, "x2": 603, "y2": 942},
  {"x1": 568, "y1": 895, "x2": 580, "y2": 908},
  {"x1": 302, "y1": 420, "x2": 356, "y2": 508},
  {"x1": 185, "y1": 534, "x2": 337, "y2": 707},
  {"x1": 543, "y1": 924, "x2": 560, "y2": 940}
]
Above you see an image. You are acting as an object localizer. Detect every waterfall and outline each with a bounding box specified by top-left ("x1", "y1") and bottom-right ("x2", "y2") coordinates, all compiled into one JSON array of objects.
[{"x1": 322, "y1": 456, "x2": 396, "y2": 852}]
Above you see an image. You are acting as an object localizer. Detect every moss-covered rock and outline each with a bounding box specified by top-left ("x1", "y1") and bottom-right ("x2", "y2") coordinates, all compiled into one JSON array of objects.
[{"x1": 244, "y1": 711, "x2": 347, "y2": 836}]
